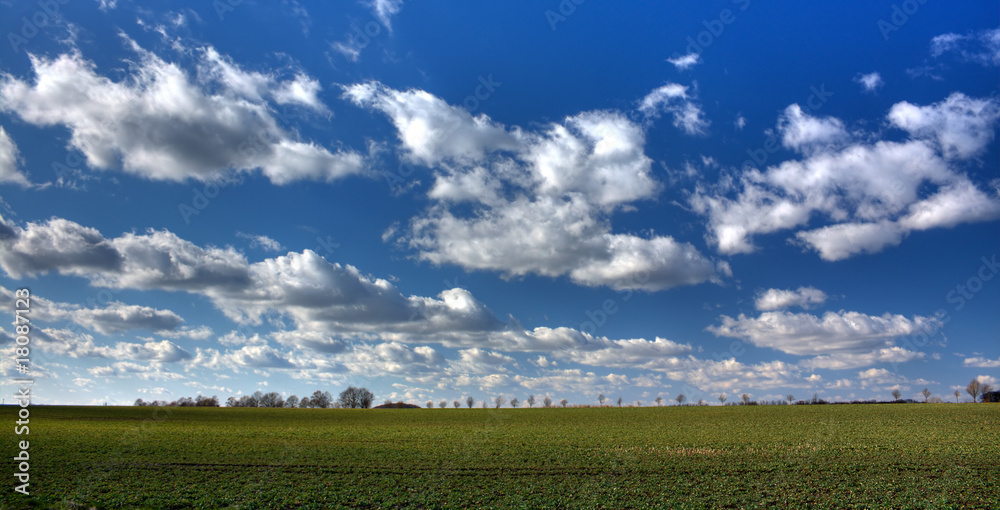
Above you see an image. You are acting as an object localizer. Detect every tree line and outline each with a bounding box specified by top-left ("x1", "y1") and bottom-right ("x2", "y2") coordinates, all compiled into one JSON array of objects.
[
  {"x1": 134, "y1": 386, "x2": 375, "y2": 409},
  {"x1": 134, "y1": 379, "x2": 997, "y2": 409}
]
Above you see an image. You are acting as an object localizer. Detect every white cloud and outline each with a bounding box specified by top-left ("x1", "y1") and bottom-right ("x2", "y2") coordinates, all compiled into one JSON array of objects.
[
  {"x1": 370, "y1": 0, "x2": 404, "y2": 31},
  {"x1": 776, "y1": 104, "x2": 849, "y2": 153},
  {"x1": 71, "y1": 303, "x2": 184, "y2": 335},
  {"x1": 708, "y1": 310, "x2": 939, "y2": 356},
  {"x1": 930, "y1": 28, "x2": 1000, "y2": 66},
  {"x1": 974, "y1": 375, "x2": 999, "y2": 387},
  {"x1": 964, "y1": 356, "x2": 1000, "y2": 368},
  {"x1": 888, "y1": 93, "x2": 1000, "y2": 160},
  {"x1": 854, "y1": 72, "x2": 883, "y2": 93},
  {"x1": 692, "y1": 94, "x2": 1000, "y2": 259},
  {"x1": 638, "y1": 83, "x2": 709, "y2": 135},
  {"x1": 348, "y1": 82, "x2": 721, "y2": 291},
  {"x1": 0, "y1": 126, "x2": 33, "y2": 187},
  {"x1": 0, "y1": 42, "x2": 363, "y2": 184},
  {"x1": 237, "y1": 232, "x2": 285, "y2": 252},
  {"x1": 800, "y1": 347, "x2": 925, "y2": 370},
  {"x1": 755, "y1": 287, "x2": 827, "y2": 311},
  {"x1": 666, "y1": 53, "x2": 700, "y2": 70}
]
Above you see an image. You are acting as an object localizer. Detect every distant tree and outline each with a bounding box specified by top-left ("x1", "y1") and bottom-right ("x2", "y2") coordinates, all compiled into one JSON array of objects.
[
  {"x1": 466, "y1": 396, "x2": 475, "y2": 409},
  {"x1": 560, "y1": 398, "x2": 568, "y2": 408},
  {"x1": 134, "y1": 398, "x2": 145, "y2": 406},
  {"x1": 786, "y1": 394, "x2": 795, "y2": 405},
  {"x1": 259, "y1": 392, "x2": 283, "y2": 408},
  {"x1": 494, "y1": 396, "x2": 505, "y2": 409},
  {"x1": 636, "y1": 400, "x2": 642, "y2": 407},
  {"x1": 482, "y1": 401, "x2": 488, "y2": 409},
  {"x1": 298, "y1": 397, "x2": 311, "y2": 408},
  {"x1": 226, "y1": 396, "x2": 238, "y2": 407},
  {"x1": 310, "y1": 390, "x2": 332, "y2": 409},
  {"x1": 617, "y1": 396, "x2": 623, "y2": 407},
  {"x1": 655, "y1": 396, "x2": 663, "y2": 406},
  {"x1": 337, "y1": 387, "x2": 374, "y2": 409},
  {"x1": 954, "y1": 390, "x2": 961, "y2": 403},
  {"x1": 967, "y1": 379, "x2": 983, "y2": 403},
  {"x1": 718, "y1": 394, "x2": 727, "y2": 405},
  {"x1": 527, "y1": 395, "x2": 535, "y2": 408},
  {"x1": 740, "y1": 393, "x2": 751, "y2": 405},
  {"x1": 892, "y1": 389, "x2": 902, "y2": 401},
  {"x1": 921, "y1": 388, "x2": 932, "y2": 402},
  {"x1": 426, "y1": 401, "x2": 434, "y2": 409},
  {"x1": 438, "y1": 400, "x2": 447, "y2": 409},
  {"x1": 196, "y1": 395, "x2": 220, "y2": 407},
  {"x1": 697, "y1": 399, "x2": 705, "y2": 406},
  {"x1": 598, "y1": 394, "x2": 606, "y2": 406},
  {"x1": 285, "y1": 395, "x2": 299, "y2": 408},
  {"x1": 676, "y1": 394, "x2": 686, "y2": 406},
  {"x1": 453, "y1": 400, "x2": 461, "y2": 408},
  {"x1": 981, "y1": 384, "x2": 994, "y2": 402},
  {"x1": 543, "y1": 396, "x2": 552, "y2": 408},
  {"x1": 510, "y1": 397, "x2": 519, "y2": 408}
]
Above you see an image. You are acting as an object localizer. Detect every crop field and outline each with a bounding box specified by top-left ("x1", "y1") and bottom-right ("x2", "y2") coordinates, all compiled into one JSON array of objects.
[{"x1": 1, "y1": 404, "x2": 998, "y2": 509}]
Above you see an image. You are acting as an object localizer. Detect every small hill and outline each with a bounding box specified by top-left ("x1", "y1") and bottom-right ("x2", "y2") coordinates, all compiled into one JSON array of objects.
[{"x1": 373, "y1": 402, "x2": 422, "y2": 409}]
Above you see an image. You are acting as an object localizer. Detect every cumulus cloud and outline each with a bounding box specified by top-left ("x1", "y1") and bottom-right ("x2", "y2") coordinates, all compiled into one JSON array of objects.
[
  {"x1": 638, "y1": 83, "x2": 709, "y2": 135},
  {"x1": 888, "y1": 93, "x2": 1000, "y2": 160},
  {"x1": 71, "y1": 303, "x2": 184, "y2": 335},
  {"x1": 237, "y1": 232, "x2": 284, "y2": 252},
  {"x1": 854, "y1": 72, "x2": 883, "y2": 92},
  {"x1": 347, "y1": 82, "x2": 721, "y2": 291},
  {"x1": 0, "y1": 126, "x2": 33, "y2": 187},
  {"x1": 708, "y1": 310, "x2": 939, "y2": 356},
  {"x1": 0, "y1": 41, "x2": 364, "y2": 184},
  {"x1": 755, "y1": 287, "x2": 827, "y2": 311},
  {"x1": 691, "y1": 94, "x2": 1000, "y2": 259},
  {"x1": 776, "y1": 104, "x2": 848, "y2": 153},
  {"x1": 964, "y1": 356, "x2": 1000, "y2": 368},
  {"x1": 666, "y1": 53, "x2": 700, "y2": 70}
]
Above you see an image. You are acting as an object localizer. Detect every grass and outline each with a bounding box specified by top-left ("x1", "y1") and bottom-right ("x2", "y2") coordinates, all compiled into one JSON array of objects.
[{"x1": 0, "y1": 404, "x2": 997, "y2": 509}]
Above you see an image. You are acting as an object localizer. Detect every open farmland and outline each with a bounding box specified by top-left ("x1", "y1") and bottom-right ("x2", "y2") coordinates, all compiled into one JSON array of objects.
[{"x1": 1, "y1": 404, "x2": 998, "y2": 509}]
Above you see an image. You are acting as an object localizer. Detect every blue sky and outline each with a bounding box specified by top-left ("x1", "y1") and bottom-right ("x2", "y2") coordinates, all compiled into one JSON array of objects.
[{"x1": 1, "y1": 0, "x2": 997, "y2": 406}]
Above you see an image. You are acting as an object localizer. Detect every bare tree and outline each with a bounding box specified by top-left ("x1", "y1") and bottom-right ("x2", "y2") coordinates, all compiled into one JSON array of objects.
[
  {"x1": 740, "y1": 393, "x2": 751, "y2": 405},
  {"x1": 298, "y1": 397, "x2": 311, "y2": 408},
  {"x1": 718, "y1": 393, "x2": 727, "y2": 405},
  {"x1": 543, "y1": 396, "x2": 552, "y2": 408},
  {"x1": 676, "y1": 394, "x2": 686, "y2": 406},
  {"x1": 437, "y1": 400, "x2": 446, "y2": 409},
  {"x1": 921, "y1": 388, "x2": 932, "y2": 402},
  {"x1": 453, "y1": 400, "x2": 461, "y2": 408},
  {"x1": 510, "y1": 397, "x2": 519, "y2": 408},
  {"x1": 891, "y1": 389, "x2": 902, "y2": 401},
  {"x1": 311, "y1": 390, "x2": 332, "y2": 409},
  {"x1": 426, "y1": 401, "x2": 433, "y2": 409},
  {"x1": 655, "y1": 396, "x2": 663, "y2": 406},
  {"x1": 560, "y1": 398, "x2": 568, "y2": 408},
  {"x1": 466, "y1": 396, "x2": 475, "y2": 409},
  {"x1": 786, "y1": 394, "x2": 795, "y2": 405},
  {"x1": 285, "y1": 395, "x2": 299, "y2": 408},
  {"x1": 967, "y1": 379, "x2": 982, "y2": 403},
  {"x1": 494, "y1": 396, "x2": 505, "y2": 409},
  {"x1": 616, "y1": 396, "x2": 623, "y2": 407},
  {"x1": 954, "y1": 390, "x2": 961, "y2": 403},
  {"x1": 598, "y1": 394, "x2": 606, "y2": 406},
  {"x1": 527, "y1": 395, "x2": 535, "y2": 408},
  {"x1": 337, "y1": 387, "x2": 374, "y2": 409}
]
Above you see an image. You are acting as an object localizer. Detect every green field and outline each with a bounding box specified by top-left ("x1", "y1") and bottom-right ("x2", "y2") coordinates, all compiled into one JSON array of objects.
[{"x1": 1, "y1": 404, "x2": 997, "y2": 509}]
